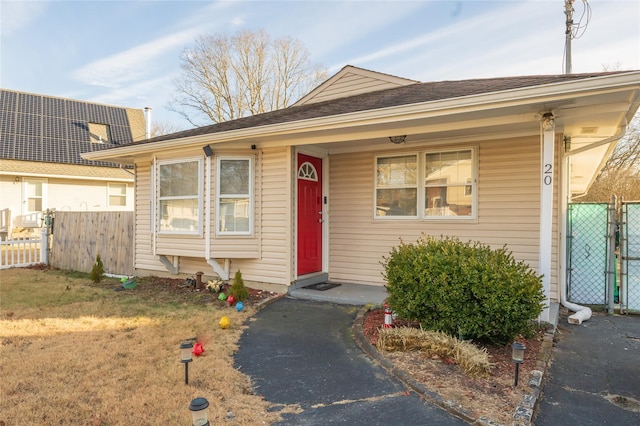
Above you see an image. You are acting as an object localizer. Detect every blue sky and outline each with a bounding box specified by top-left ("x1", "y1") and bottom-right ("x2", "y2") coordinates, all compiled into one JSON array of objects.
[{"x1": 1, "y1": 0, "x2": 638, "y2": 130}]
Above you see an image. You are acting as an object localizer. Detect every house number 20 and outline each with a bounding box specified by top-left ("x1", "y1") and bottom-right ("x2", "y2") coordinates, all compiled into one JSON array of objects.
[{"x1": 543, "y1": 163, "x2": 553, "y2": 185}]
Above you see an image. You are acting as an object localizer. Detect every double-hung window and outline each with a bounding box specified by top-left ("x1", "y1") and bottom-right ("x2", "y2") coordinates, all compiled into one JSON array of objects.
[
  {"x1": 375, "y1": 155, "x2": 418, "y2": 217},
  {"x1": 217, "y1": 157, "x2": 253, "y2": 235},
  {"x1": 375, "y1": 148, "x2": 476, "y2": 220},
  {"x1": 158, "y1": 158, "x2": 202, "y2": 234}
]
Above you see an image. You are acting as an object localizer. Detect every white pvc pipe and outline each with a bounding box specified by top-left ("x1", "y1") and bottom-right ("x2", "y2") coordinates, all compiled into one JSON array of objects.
[{"x1": 563, "y1": 300, "x2": 592, "y2": 325}]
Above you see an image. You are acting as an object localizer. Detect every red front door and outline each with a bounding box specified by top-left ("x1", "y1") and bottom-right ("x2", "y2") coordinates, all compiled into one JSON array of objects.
[{"x1": 297, "y1": 154, "x2": 323, "y2": 275}]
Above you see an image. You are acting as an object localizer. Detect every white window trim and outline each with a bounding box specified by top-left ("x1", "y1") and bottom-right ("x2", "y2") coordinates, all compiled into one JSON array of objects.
[
  {"x1": 215, "y1": 156, "x2": 254, "y2": 236},
  {"x1": 107, "y1": 182, "x2": 127, "y2": 207},
  {"x1": 374, "y1": 152, "x2": 419, "y2": 220},
  {"x1": 374, "y1": 147, "x2": 477, "y2": 221},
  {"x1": 22, "y1": 178, "x2": 47, "y2": 227},
  {"x1": 157, "y1": 157, "x2": 204, "y2": 235}
]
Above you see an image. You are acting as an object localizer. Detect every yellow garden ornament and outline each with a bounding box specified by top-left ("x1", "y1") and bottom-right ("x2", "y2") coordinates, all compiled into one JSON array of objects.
[{"x1": 219, "y1": 316, "x2": 230, "y2": 329}]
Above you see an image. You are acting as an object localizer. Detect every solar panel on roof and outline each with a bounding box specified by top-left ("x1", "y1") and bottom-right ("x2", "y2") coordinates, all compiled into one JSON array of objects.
[
  {"x1": 0, "y1": 91, "x2": 18, "y2": 112},
  {"x1": 0, "y1": 134, "x2": 15, "y2": 158},
  {"x1": 1, "y1": 89, "x2": 138, "y2": 168}
]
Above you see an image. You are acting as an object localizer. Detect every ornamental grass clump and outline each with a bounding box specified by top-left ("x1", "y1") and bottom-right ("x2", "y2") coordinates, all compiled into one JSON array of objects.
[
  {"x1": 376, "y1": 327, "x2": 491, "y2": 378},
  {"x1": 383, "y1": 235, "x2": 545, "y2": 346}
]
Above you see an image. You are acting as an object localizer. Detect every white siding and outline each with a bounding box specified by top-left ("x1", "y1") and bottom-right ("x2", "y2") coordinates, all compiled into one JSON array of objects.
[
  {"x1": 328, "y1": 136, "x2": 560, "y2": 299},
  {"x1": 0, "y1": 174, "x2": 133, "y2": 234}
]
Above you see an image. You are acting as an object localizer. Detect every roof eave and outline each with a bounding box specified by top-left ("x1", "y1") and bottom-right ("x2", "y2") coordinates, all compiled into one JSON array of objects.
[{"x1": 81, "y1": 71, "x2": 640, "y2": 164}]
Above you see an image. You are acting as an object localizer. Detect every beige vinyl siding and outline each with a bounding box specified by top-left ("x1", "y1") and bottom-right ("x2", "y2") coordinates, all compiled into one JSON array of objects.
[
  {"x1": 230, "y1": 147, "x2": 292, "y2": 285},
  {"x1": 303, "y1": 72, "x2": 412, "y2": 104},
  {"x1": 133, "y1": 162, "x2": 165, "y2": 272},
  {"x1": 329, "y1": 136, "x2": 560, "y2": 298}
]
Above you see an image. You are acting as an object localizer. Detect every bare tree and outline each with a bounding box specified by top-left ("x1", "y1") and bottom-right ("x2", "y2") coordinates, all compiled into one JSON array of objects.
[
  {"x1": 170, "y1": 29, "x2": 327, "y2": 126},
  {"x1": 581, "y1": 112, "x2": 640, "y2": 202},
  {"x1": 150, "y1": 121, "x2": 180, "y2": 138}
]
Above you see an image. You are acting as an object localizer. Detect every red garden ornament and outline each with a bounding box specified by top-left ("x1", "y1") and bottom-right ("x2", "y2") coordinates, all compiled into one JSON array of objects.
[
  {"x1": 192, "y1": 342, "x2": 205, "y2": 357},
  {"x1": 227, "y1": 295, "x2": 235, "y2": 306}
]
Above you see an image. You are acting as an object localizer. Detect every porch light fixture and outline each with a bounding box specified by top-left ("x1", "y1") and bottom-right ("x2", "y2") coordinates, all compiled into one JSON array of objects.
[
  {"x1": 389, "y1": 135, "x2": 406, "y2": 144},
  {"x1": 541, "y1": 112, "x2": 555, "y2": 131},
  {"x1": 189, "y1": 397, "x2": 210, "y2": 426},
  {"x1": 511, "y1": 342, "x2": 526, "y2": 386},
  {"x1": 202, "y1": 145, "x2": 214, "y2": 157},
  {"x1": 180, "y1": 341, "x2": 194, "y2": 384}
]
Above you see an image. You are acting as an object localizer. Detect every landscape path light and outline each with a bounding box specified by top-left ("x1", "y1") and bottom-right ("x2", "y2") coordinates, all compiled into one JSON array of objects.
[
  {"x1": 180, "y1": 341, "x2": 194, "y2": 385},
  {"x1": 189, "y1": 397, "x2": 210, "y2": 426},
  {"x1": 511, "y1": 342, "x2": 526, "y2": 386}
]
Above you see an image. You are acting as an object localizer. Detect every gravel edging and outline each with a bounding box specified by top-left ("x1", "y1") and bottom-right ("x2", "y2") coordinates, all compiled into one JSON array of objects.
[{"x1": 352, "y1": 305, "x2": 557, "y2": 426}]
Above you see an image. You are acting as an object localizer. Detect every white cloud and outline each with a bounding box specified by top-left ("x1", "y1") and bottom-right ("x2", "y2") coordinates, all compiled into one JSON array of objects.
[
  {"x1": 71, "y1": 28, "x2": 198, "y2": 88},
  {"x1": 292, "y1": 1, "x2": 427, "y2": 60},
  {"x1": 338, "y1": 0, "x2": 639, "y2": 81},
  {"x1": 0, "y1": 0, "x2": 49, "y2": 36}
]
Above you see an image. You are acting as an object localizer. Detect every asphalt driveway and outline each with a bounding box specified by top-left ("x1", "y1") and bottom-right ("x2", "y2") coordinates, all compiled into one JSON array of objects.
[
  {"x1": 534, "y1": 312, "x2": 640, "y2": 425},
  {"x1": 234, "y1": 297, "x2": 467, "y2": 425}
]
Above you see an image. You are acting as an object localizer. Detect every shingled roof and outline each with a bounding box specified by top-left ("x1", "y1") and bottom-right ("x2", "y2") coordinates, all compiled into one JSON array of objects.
[
  {"x1": 0, "y1": 89, "x2": 145, "y2": 168},
  {"x1": 137, "y1": 71, "x2": 627, "y2": 146}
]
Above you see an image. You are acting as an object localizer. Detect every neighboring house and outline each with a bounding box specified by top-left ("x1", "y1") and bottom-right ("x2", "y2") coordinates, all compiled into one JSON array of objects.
[
  {"x1": 83, "y1": 65, "x2": 640, "y2": 322},
  {"x1": 0, "y1": 89, "x2": 146, "y2": 237}
]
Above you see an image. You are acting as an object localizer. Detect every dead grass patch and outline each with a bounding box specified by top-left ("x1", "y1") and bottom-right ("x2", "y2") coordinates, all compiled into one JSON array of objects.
[{"x1": 0, "y1": 267, "x2": 282, "y2": 425}]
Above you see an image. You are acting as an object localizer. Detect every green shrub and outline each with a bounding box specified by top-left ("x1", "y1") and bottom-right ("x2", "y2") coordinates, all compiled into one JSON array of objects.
[
  {"x1": 90, "y1": 255, "x2": 105, "y2": 283},
  {"x1": 229, "y1": 270, "x2": 249, "y2": 302},
  {"x1": 383, "y1": 235, "x2": 545, "y2": 346}
]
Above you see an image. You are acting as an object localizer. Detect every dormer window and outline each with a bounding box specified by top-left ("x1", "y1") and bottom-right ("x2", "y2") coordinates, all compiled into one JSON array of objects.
[{"x1": 88, "y1": 123, "x2": 111, "y2": 144}]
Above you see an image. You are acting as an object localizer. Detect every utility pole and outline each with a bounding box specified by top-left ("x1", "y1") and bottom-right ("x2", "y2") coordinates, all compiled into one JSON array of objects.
[{"x1": 564, "y1": 0, "x2": 575, "y2": 74}]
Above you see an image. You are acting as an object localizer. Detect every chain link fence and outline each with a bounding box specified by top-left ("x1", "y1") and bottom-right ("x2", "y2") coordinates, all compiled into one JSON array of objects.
[
  {"x1": 567, "y1": 203, "x2": 612, "y2": 305},
  {"x1": 621, "y1": 201, "x2": 640, "y2": 313}
]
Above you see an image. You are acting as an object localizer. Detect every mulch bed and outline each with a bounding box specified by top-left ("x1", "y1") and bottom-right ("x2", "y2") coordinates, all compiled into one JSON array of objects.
[
  {"x1": 25, "y1": 264, "x2": 280, "y2": 307},
  {"x1": 361, "y1": 308, "x2": 547, "y2": 424}
]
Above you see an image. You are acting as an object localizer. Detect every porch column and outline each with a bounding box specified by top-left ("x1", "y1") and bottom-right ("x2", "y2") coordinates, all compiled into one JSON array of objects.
[{"x1": 539, "y1": 112, "x2": 555, "y2": 323}]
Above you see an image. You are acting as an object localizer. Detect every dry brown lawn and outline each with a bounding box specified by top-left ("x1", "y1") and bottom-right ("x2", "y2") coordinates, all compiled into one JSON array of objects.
[{"x1": 0, "y1": 267, "x2": 282, "y2": 425}]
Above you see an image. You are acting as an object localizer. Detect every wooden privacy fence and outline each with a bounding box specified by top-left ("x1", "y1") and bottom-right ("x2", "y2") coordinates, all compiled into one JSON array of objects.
[{"x1": 51, "y1": 211, "x2": 134, "y2": 276}]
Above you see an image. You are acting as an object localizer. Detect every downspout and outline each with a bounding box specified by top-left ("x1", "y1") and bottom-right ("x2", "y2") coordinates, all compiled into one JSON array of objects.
[{"x1": 561, "y1": 123, "x2": 628, "y2": 324}]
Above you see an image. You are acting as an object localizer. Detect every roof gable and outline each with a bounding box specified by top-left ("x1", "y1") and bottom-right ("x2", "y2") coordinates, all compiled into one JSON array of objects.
[
  {"x1": 293, "y1": 65, "x2": 417, "y2": 106},
  {"x1": 0, "y1": 89, "x2": 145, "y2": 168}
]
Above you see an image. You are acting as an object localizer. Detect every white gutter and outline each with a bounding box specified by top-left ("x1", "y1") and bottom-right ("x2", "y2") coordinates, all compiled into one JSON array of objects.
[{"x1": 565, "y1": 122, "x2": 627, "y2": 157}]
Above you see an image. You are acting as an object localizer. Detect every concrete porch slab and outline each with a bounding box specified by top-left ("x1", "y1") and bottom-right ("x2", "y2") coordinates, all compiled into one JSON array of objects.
[{"x1": 288, "y1": 282, "x2": 388, "y2": 306}]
